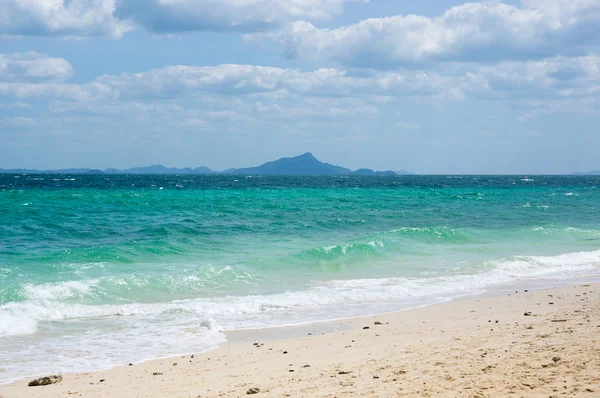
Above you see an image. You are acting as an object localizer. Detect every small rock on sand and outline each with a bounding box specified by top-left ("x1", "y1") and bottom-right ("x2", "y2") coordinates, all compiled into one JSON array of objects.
[
  {"x1": 247, "y1": 387, "x2": 260, "y2": 394},
  {"x1": 524, "y1": 311, "x2": 532, "y2": 316},
  {"x1": 28, "y1": 375, "x2": 62, "y2": 387}
]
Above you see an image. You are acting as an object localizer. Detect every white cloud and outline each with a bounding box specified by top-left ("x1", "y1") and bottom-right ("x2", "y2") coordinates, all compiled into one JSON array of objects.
[
  {"x1": 0, "y1": 0, "x2": 131, "y2": 39},
  {"x1": 92, "y1": 64, "x2": 460, "y2": 99},
  {"x1": 117, "y1": 0, "x2": 367, "y2": 34},
  {"x1": 0, "y1": 82, "x2": 111, "y2": 100},
  {"x1": 0, "y1": 52, "x2": 73, "y2": 82},
  {"x1": 250, "y1": 0, "x2": 600, "y2": 67},
  {"x1": 0, "y1": 0, "x2": 365, "y2": 38},
  {"x1": 465, "y1": 54, "x2": 600, "y2": 99},
  {"x1": 1, "y1": 55, "x2": 598, "y2": 122},
  {"x1": 253, "y1": 102, "x2": 284, "y2": 114}
]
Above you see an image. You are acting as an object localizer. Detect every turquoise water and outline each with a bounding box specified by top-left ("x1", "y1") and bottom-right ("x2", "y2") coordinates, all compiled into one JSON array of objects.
[{"x1": 1, "y1": 175, "x2": 600, "y2": 382}]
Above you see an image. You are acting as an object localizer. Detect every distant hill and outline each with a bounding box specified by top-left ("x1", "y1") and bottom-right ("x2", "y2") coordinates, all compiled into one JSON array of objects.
[
  {"x1": 83, "y1": 169, "x2": 105, "y2": 175},
  {"x1": 194, "y1": 167, "x2": 215, "y2": 174},
  {"x1": 0, "y1": 153, "x2": 406, "y2": 176},
  {"x1": 351, "y1": 168, "x2": 398, "y2": 176},
  {"x1": 0, "y1": 168, "x2": 98, "y2": 174},
  {"x1": 572, "y1": 171, "x2": 600, "y2": 175},
  {"x1": 104, "y1": 165, "x2": 202, "y2": 175},
  {"x1": 0, "y1": 166, "x2": 216, "y2": 175},
  {"x1": 230, "y1": 152, "x2": 353, "y2": 175}
]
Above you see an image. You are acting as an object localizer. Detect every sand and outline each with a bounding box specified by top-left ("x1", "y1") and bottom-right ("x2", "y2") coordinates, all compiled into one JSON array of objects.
[{"x1": 1, "y1": 283, "x2": 598, "y2": 397}]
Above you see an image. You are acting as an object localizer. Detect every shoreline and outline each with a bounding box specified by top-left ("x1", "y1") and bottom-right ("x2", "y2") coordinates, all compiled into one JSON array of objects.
[
  {"x1": 1, "y1": 282, "x2": 598, "y2": 397},
  {"x1": 3, "y1": 274, "x2": 596, "y2": 386}
]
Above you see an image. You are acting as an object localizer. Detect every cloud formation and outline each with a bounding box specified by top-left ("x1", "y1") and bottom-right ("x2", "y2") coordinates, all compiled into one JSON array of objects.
[
  {"x1": 94, "y1": 64, "x2": 458, "y2": 99},
  {"x1": 117, "y1": 0, "x2": 366, "y2": 34},
  {"x1": 250, "y1": 0, "x2": 600, "y2": 67},
  {"x1": 0, "y1": 61, "x2": 461, "y2": 101},
  {"x1": 0, "y1": 0, "x2": 365, "y2": 38},
  {"x1": 0, "y1": 52, "x2": 73, "y2": 82},
  {"x1": 1, "y1": 53, "x2": 598, "y2": 110},
  {"x1": 0, "y1": 0, "x2": 131, "y2": 39},
  {"x1": 467, "y1": 54, "x2": 600, "y2": 100}
]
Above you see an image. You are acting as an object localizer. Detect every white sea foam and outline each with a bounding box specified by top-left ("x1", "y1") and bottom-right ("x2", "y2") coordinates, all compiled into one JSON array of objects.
[
  {"x1": 22, "y1": 280, "x2": 96, "y2": 301},
  {"x1": 1, "y1": 249, "x2": 599, "y2": 383},
  {"x1": 0, "y1": 312, "x2": 38, "y2": 336},
  {"x1": 3, "y1": 249, "x2": 599, "y2": 337}
]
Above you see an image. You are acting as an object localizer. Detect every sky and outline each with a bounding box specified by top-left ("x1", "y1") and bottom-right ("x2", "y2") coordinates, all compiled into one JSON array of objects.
[{"x1": 0, "y1": 0, "x2": 599, "y2": 174}]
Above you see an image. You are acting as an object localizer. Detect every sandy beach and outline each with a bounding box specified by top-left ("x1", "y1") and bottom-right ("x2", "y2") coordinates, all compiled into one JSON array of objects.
[{"x1": 1, "y1": 283, "x2": 598, "y2": 398}]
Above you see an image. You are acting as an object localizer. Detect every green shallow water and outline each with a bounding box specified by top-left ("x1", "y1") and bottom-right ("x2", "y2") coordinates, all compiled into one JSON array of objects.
[{"x1": 0, "y1": 175, "x2": 599, "y2": 381}]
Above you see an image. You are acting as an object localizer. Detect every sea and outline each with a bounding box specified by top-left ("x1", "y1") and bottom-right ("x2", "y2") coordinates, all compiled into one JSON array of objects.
[{"x1": 1, "y1": 174, "x2": 599, "y2": 383}]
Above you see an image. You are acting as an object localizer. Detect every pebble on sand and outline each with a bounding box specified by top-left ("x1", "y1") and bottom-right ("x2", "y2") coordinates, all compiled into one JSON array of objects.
[{"x1": 247, "y1": 387, "x2": 260, "y2": 394}]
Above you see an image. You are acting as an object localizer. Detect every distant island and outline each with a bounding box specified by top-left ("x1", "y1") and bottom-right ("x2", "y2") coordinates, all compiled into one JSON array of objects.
[
  {"x1": 0, "y1": 153, "x2": 412, "y2": 176},
  {"x1": 571, "y1": 171, "x2": 600, "y2": 175}
]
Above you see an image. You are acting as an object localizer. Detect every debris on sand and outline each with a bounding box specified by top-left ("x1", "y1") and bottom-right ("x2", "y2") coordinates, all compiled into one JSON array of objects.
[{"x1": 28, "y1": 375, "x2": 62, "y2": 387}]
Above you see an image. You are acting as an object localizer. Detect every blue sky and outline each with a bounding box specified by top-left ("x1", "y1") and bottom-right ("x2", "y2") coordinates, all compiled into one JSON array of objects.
[{"x1": 0, "y1": 0, "x2": 599, "y2": 174}]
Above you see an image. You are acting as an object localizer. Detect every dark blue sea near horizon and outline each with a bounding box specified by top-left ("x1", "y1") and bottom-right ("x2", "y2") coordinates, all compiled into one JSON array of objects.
[{"x1": 1, "y1": 174, "x2": 599, "y2": 382}]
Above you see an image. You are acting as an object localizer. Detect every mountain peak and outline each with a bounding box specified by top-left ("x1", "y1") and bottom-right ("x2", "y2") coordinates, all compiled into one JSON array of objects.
[
  {"x1": 297, "y1": 152, "x2": 316, "y2": 159},
  {"x1": 232, "y1": 152, "x2": 351, "y2": 175}
]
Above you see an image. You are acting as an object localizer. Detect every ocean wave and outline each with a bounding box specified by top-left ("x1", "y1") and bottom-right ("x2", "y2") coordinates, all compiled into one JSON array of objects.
[
  {"x1": 22, "y1": 280, "x2": 97, "y2": 301},
  {"x1": 292, "y1": 227, "x2": 474, "y2": 266},
  {"x1": 0, "y1": 313, "x2": 226, "y2": 384},
  {"x1": 385, "y1": 227, "x2": 471, "y2": 242},
  {"x1": 3, "y1": 249, "x2": 599, "y2": 338}
]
